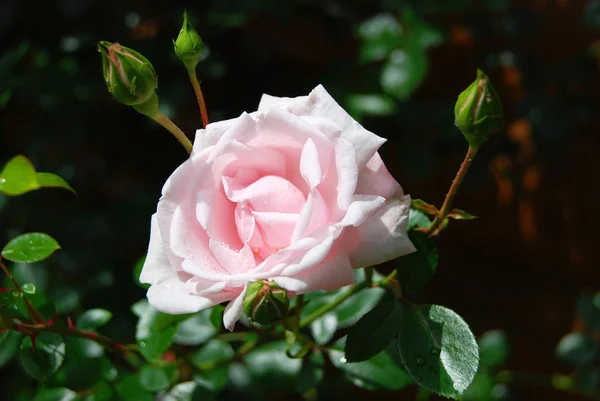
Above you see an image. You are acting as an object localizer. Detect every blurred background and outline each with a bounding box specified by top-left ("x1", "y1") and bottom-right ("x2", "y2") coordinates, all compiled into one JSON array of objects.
[{"x1": 1, "y1": 0, "x2": 600, "y2": 399}]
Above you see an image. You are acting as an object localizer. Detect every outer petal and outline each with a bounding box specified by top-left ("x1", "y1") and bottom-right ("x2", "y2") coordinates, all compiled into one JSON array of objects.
[
  {"x1": 223, "y1": 284, "x2": 248, "y2": 331},
  {"x1": 355, "y1": 152, "x2": 401, "y2": 199},
  {"x1": 139, "y1": 214, "x2": 173, "y2": 285},
  {"x1": 273, "y1": 250, "x2": 355, "y2": 293},
  {"x1": 147, "y1": 276, "x2": 233, "y2": 314},
  {"x1": 346, "y1": 194, "x2": 416, "y2": 269}
]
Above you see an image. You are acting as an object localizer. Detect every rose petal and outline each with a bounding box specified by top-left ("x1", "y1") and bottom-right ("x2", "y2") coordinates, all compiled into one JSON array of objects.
[
  {"x1": 291, "y1": 189, "x2": 329, "y2": 242},
  {"x1": 196, "y1": 189, "x2": 241, "y2": 249},
  {"x1": 300, "y1": 138, "x2": 322, "y2": 188},
  {"x1": 346, "y1": 194, "x2": 416, "y2": 269},
  {"x1": 355, "y1": 152, "x2": 401, "y2": 199},
  {"x1": 223, "y1": 284, "x2": 248, "y2": 331},
  {"x1": 337, "y1": 195, "x2": 386, "y2": 227},
  {"x1": 139, "y1": 214, "x2": 173, "y2": 285},
  {"x1": 147, "y1": 276, "x2": 233, "y2": 314}
]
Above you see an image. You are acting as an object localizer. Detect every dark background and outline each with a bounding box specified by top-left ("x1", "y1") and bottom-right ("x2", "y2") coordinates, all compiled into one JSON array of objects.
[{"x1": 1, "y1": 0, "x2": 599, "y2": 399}]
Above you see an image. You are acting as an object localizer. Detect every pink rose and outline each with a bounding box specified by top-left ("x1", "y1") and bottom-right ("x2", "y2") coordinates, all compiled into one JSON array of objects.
[{"x1": 140, "y1": 85, "x2": 415, "y2": 329}]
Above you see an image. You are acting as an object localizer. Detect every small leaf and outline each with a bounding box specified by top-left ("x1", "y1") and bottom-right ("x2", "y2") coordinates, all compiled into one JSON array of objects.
[
  {"x1": 77, "y1": 309, "x2": 113, "y2": 330},
  {"x1": 447, "y1": 208, "x2": 477, "y2": 220},
  {"x1": 408, "y1": 209, "x2": 431, "y2": 231},
  {"x1": 345, "y1": 300, "x2": 403, "y2": 362},
  {"x1": 310, "y1": 312, "x2": 337, "y2": 345},
  {"x1": 140, "y1": 365, "x2": 170, "y2": 392},
  {"x1": 115, "y1": 375, "x2": 153, "y2": 401},
  {"x1": 2, "y1": 232, "x2": 61, "y2": 263},
  {"x1": 357, "y1": 13, "x2": 402, "y2": 63},
  {"x1": 20, "y1": 333, "x2": 66, "y2": 381},
  {"x1": 412, "y1": 199, "x2": 439, "y2": 216},
  {"x1": 32, "y1": 388, "x2": 77, "y2": 401},
  {"x1": 285, "y1": 331, "x2": 312, "y2": 359},
  {"x1": 133, "y1": 257, "x2": 150, "y2": 290},
  {"x1": 395, "y1": 230, "x2": 438, "y2": 294},
  {"x1": 173, "y1": 309, "x2": 218, "y2": 346},
  {"x1": 192, "y1": 339, "x2": 234, "y2": 391},
  {"x1": 35, "y1": 173, "x2": 75, "y2": 194},
  {"x1": 346, "y1": 94, "x2": 397, "y2": 117},
  {"x1": 22, "y1": 283, "x2": 36, "y2": 294},
  {"x1": 132, "y1": 300, "x2": 193, "y2": 340},
  {"x1": 329, "y1": 337, "x2": 413, "y2": 390},
  {"x1": 0, "y1": 155, "x2": 39, "y2": 196},
  {"x1": 380, "y1": 45, "x2": 428, "y2": 101},
  {"x1": 479, "y1": 330, "x2": 509, "y2": 368},
  {"x1": 556, "y1": 332, "x2": 599, "y2": 366},
  {"x1": 244, "y1": 341, "x2": 303, "y2": 393},
  {"x1": 397, "y1": 304, "x2": 479, "y2": 399},
  {"x1": 0, "y1": 330, "x2": 21, "y2": 367},
  {"x1": 138, "y1": 325, "x2": 176, "y2": 361}
]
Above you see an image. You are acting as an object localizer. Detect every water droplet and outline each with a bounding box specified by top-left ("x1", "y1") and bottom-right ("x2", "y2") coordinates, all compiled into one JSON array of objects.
[
  {"x1": 139, "y1": 341, "x2": 146, "y2": 348},
  {"x1": 416, "y1": 357, "x2": 426, "y2": 366},
  {"x1": 339, "y1": 357, "x2": 347, "y2": 364},
  {"x1": 429, "y1": 346, "x2": 439, "y2": 356}
]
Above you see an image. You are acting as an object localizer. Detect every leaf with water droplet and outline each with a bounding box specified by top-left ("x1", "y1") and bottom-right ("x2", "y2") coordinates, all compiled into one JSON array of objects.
[
  {"x1": 397, "y1": 304, "x2": 479, "y2": 399},
  {"x1": 2, "y1": 233, "x2": 61, "y2": 263}
]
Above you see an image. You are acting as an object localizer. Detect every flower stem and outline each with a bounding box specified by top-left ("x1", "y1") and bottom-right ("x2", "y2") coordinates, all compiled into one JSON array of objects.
[
  {"x1": 428, "y1": 145, "x2": 479, "y2": 236},
  {"x1": 187, "y1": 68, "x2": 209, "y2": 128},
  {"x1": 153, "y1": 112, "x2": 193, "y2": 154}
]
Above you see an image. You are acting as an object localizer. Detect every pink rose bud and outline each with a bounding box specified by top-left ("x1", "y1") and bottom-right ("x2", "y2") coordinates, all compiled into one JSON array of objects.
[
  {"x1": 139, "y1": 85, "x2": 416, "y2": 330},
  {"x1": 98, "y1": 41, "x2": 158, "y2": 107}
]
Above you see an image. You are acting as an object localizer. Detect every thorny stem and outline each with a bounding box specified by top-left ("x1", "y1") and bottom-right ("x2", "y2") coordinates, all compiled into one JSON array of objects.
[
  {"x1": 187, "y1": 68, "x2": 209, "y2": 128},
  {"x1": 153, "y1": 112, "x2": 193, "y2": 154},
  {"x1": 0, "y1": 258, "x2": 43, "y2": 324},
  {"x1": 428, "y1": 145, "x2": 479, "y2": 236}
]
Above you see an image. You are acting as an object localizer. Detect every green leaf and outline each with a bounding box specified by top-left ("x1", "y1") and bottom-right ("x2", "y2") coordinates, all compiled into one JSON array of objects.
[
  {"x1": 22, "y1": 283, "x2": 36, "y2": 294},
  {"x1": 329, "y1": 337, "x2": 413, "y2": 390},
  {"x1": 395, "y1": 230, "x2": 437, "y2": 294},
  {"x1": 346, "y1": 94, "x2": 397, "y2": 117},
  {"x1": 556, "y1": 332, "x2": 599, "y2": 366},
  {"x1": 397, "y1": 304, "x2": 479, "y2": 399},
  {"x1": 77, "y1": 309, "x2": 113, "y2": 330},
  {"x1": 132, "y1": 300, "x2": 192, "y2": 340},
  {"x1": 310, "y1": 312, "x2": 337, "y2": 345},
  {"x1": 20, "y1": 333, "x2": 66, "y2": 381},
  {"x1": 357, "y1": 14, "x2": 402, "y2": 63},
  {"x1": 0, "y1": 330, "x2": 21, "y2": 367},
  {"x1": 192, "y1": 339, "x2": 234, "y2": 391},
  {"x1": 577, "y1": 293, "x2": 600, "y2": 330},
  {"x1": 380, "y1": 45, "x2": 427, "y2": 101},
  {"x1": 68, "y1": 336, "x2": 104, "y2": 359},
  {"x1": 115, "y1": 375, "x2": 153, "y2": 401},
  {"x1": 209, "y1": 305, "x2": 224, "y2": 329},
  {"x1": 0, "y1": 289, "x2": 20, "y2": 307},
  {"x1": 412, "y1": 199, "x2": 439, "y2": 216},
  {"x1": 447, "y1": 208, "x2": 477, "y2": 220},
  {"x1": 173, "y1": 309, "x2": 218, "y2": 346},
  {"x1": 244, "y1": 341, "x2": 303, "y2": 392},
  {"x1": 140, "y1": 365, "x2": 170, "y2": 392},
  {"x1": 35, "y1": 173, "x2": 75, "y2": 194},
  {"x1": 295, "y1": 350, "x2": 325, "y2": 393},
  {"x1": 462, "y1": 370, "x2": 495, "y2": 401},
  {"x1": 345, "y1": 300, "x2": 403, "y2": 362},
  {"x1": 2, "y1": 233, "x2": 61, "y2": 263},
  {"x1": 408, "y1": 209, "x2": 431, "y2": 230},
  {"x1": 479, "y1": 330, "x2": 509, "y2": 369},
  {"x1": 0, "y1": 155, "x2": 39, "y2": 196},
  {"x1": 32, "y1": 388, "x2": 77, "y2": 401},
  {"x1": 138, "y1": 325, "x2": 176, "y2": 361},
  {"x1": 133, "y1": 257, "x2": 150, "y2": 290},
  {"x1": 163, "y1": 381, "x2": 215, "y2": 401}
]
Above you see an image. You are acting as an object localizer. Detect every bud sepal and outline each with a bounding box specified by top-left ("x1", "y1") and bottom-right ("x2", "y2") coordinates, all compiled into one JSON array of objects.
[
  {"x1": 243, "y1": 281, "x2": 290, "y2": 327},
  {"x1": 454, "y1": 69, "x2": 503, "y2": 149},
  {"x1": 174, "y1": 11, "x2": 204, "y2": 72}
]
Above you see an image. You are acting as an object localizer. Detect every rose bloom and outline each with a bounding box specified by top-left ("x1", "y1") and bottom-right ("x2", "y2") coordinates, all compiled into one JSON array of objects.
[{"x1": 140, "y1": 85, "x2": 415, "y2": 329}]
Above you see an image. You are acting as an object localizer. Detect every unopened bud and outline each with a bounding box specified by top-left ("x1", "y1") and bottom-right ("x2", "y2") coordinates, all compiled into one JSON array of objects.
[
  {"x1": 243, "y1": 281, "x2": 289, "y2": 326},
  {"x1": 98, "y1": 41, "x2": 158, "y2": 107},
  {"x1": 174, "y1": 11, "x2": 204, "y2": 71},
  {"x1": 454, "y1": 69, "x2": 503, "y2": 149}
]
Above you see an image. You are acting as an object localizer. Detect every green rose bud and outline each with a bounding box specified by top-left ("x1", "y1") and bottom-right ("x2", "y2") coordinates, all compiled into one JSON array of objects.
[
  {"x1": 174, "y1": 11, "x2": 204, "y2": 71},
  {"x1": 454, "y1": 69, "x2": 503, "y2": 149},
  {"x1": 98, "y1": 41, "x2": 158, "y2": 107},
  {"x1": 243, "y1": 281, "x2": 289, "y2": 326}
]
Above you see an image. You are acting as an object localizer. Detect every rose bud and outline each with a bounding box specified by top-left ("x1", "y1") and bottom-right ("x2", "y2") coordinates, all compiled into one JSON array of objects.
[
  {"x1": 98, "y1": 41, "x2": 158, "y2": 107},
  {"x1": 174, "y1": 11, "x2": 204, "y2": 71},
  {"x1": 243, "y1": 281, "x2": 289, "y2": 327},
  {"x1": 454, "y1": 69, "x2": 503, "y2": 149}
]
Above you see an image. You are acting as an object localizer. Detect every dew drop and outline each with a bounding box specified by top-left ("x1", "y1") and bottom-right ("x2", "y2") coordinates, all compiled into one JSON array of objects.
[
  {"x1": 416, "y1": 357, "x2": 426, "y2": 366},
  {"x1": 139, "y1": 341, "x2": 146, "y2": 348},
  {"x1": 340, "y1": 357, "x2": 347, "y2": 364}
]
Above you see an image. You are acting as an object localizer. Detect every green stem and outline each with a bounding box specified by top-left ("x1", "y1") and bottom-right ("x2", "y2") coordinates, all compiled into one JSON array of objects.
[
  {"x1": 153, "y1": 112, "x2": 193, "y2": 154},
  {"x1": 187, "y1": 68, "x2": 209, "y2": 128},
  {"x1": 299, "y1": 270, "x2": 398, "y2": 328},
  {"x1": 428, "y1": 145, "x2": 478, "y2": 236}
]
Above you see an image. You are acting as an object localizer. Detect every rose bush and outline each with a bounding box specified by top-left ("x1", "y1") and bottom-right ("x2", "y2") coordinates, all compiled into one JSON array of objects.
[{"x1": 140, "y1": 85, "x2": 415, "y2": 329}]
